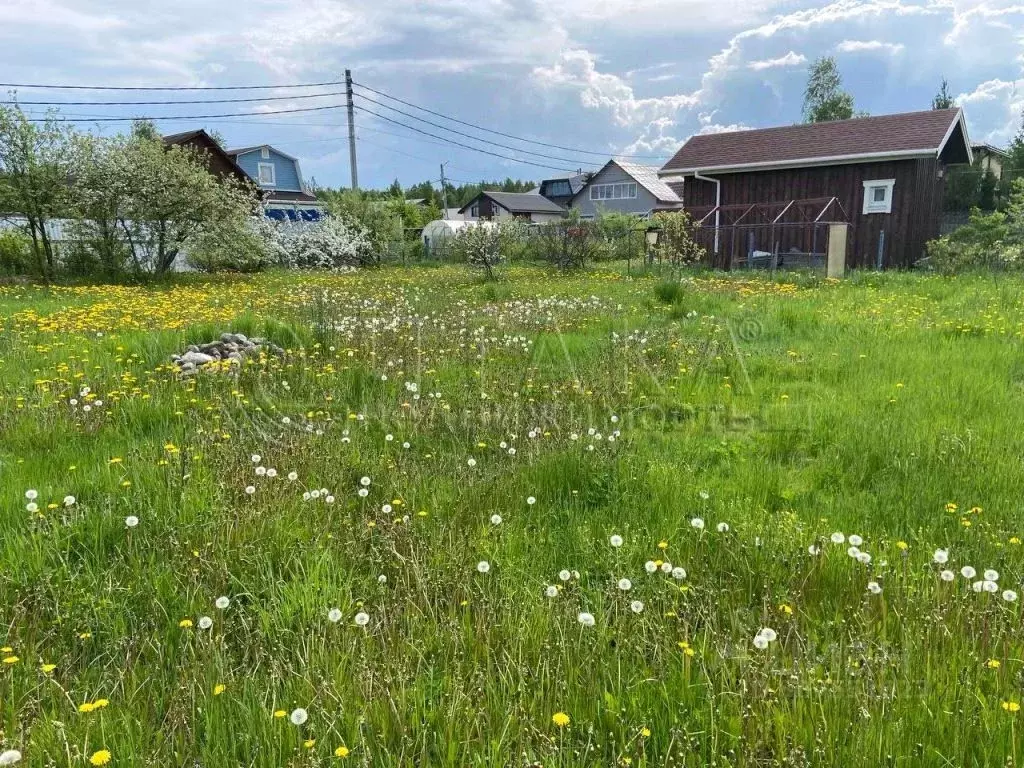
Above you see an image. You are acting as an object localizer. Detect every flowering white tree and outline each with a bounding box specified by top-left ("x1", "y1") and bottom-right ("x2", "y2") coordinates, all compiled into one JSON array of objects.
[{"x1": 264, "y1": 216, "x2": 374, "y2": 269}]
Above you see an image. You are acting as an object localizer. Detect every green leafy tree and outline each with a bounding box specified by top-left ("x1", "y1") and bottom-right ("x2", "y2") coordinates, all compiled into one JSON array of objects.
[
  {"x1": 932, "y1": 78, "x2": 955, "y2": 109},
  {"x1": 1008, "y1": 109, "x2": 1024, "y2": 189},
  {"x1": 802, "y1": 57, "x2": 856, "y2": 123}
]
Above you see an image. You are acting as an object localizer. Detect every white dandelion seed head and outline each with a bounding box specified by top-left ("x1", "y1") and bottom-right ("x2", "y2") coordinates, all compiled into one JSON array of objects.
[
  {"x1": 266, "y1": 468, "x2": 277, "y2": 478},
  {"x1": 302, "y1": 492, "x2": 312, "y2": 501},
  {"x1": 490, "y1": 514, "x2": 502, "y2": 526},
  {"x1": 985, "y1": 569, "x2": 1000, "y2": 582},
  {"x1": 467, "y1": 458, "x2": 476, "y2": 467},
  {"x1": 717, "y1": 522, "x2": 729, "y2": 533},
  {"x1": 198, "y1": 616, "x2": 213, "y2": 630},
  {"x1": 577, "y1": 612, "x2": 595, "y2": 627},
  {"x1": 215, "y1": 596, "x2": 230, "y2": 610},
  {"x1": 378, "y1": 574, "x2": 387, "y2": 584},
  {"x1": 526, "y1": 496, "x2": 536, "y2": 506},
  {"x1": 381, "y1": 504, "x2": 392, "y2": 514},
  {"x1": 609, "y1": 534, "x2": 623, "y2": 548},
  {"x1": 310, "y1": 489, "x2": 321, "y2": 499},
  {"x1": 690, "y1": 518, "x2": 705, "y2": 530},
  {"x1": 847, "y1": 546, "x2": 860, "y2": 558},
  {"x1": 244, "y1": 486, "x2": 256, "y2": 495},
  {"x1": 972, "y1": 580, "x2": 985, "y2": 593},
  {"x1": 385, "y1": 434, "x2": 394, "y2": 442},
  {"x1": 672, "y1": 566, "x2": 686, "y2": 580},
  {"x1": 1003, "y1": 590, "x2": 1018, "y2": 602},
  {"x1": 402, "y1": 442, "x2": 410, "y2": 449},
  {"x1": 289, "y1": 708, "x2": 308, "y2": 725},
  {"x1": 753, "y1": 634, "x2": 769, "y2": 650},
  {"x1": 287, "y1": 471, "x2": 298, "y2": 481},
  {"x1": 940, "y1": 570, "x2": 955, "y2": 582},
  {"x1": 545, "y1": 585, "x2": 558, "y2": 598},
  {"x1": 808, "y1": 545, "x2": 821, "y2": 556},
  {"x1": 357, "y1": 488, "x2": 369, "y2": 498},
  {"x1": 630, "y1": 600, "x2": 644, "y2": 614},
  {"x1": 757, "y1": 627, "x2": 777, "y2": 643},
  {"x1": 617, "y1": 578, "x2": 632, "y2": 591},
  {"x1": 848, "y1": 534, "x2": 863, "y2": 547},
  {"x1": 830, "y1": 532, "x2": 845, "y2": 544},
  {"x1": 63, "y1": 495, "x2": 76, "y2": 507},
  {"x1": 867, "y1": 581, "x2": 882, "y2": 594},
  {"x1": 124, "y1": 515, "x2": 139, "y2": 528},
  {"x1": 558, "y1": 569, "x2": 571, "y2": 582},
  {"x1": 933, "y1": 549, "x2": 949, "y2": 564},
  {"x1": 0, "y1": 749, "x2": 23, "y2": 765},
  {"x1": 327, "y1": 608, "x2": 343, "y2": 623},
  {"x1": 354, "y1": 612, "x2": 370, "y2": 626},
  {"x1": 699, "y1": 491, "x2": 709, "y2": 500},
  {"x1": 857, "y1": 552, "x2": 872, "y2": 565},
  {"x1": 24, "y1": 490, "x2": 37, "y2": 501},
  {"x1": 476, "y1": 560, "x2": 491, "y2": 574},
  {"x1": 644, "y1": 561, "x2": 658, "y2": 574},
  {"x1": 984, "y1": 580, "x2": 1000, "y2": 593},
  {"x1": 25, "y1": 503, "x2": 38, "y2": 513},
  {"x1": 281, "y1": 417, "x2": 290, "y2": 425},
  {"x1": 360, "y1": 477, "x2": 371, "y2": 487},
  {"x1": 961, "y1": 566, "x2": 976, "y2": 579},
  {"x1": 660, "y1": 562, "x2": 673, "y2": 574},
  {"x1": 255, "y1": 466, "x2": 267, "y2": 476},
  {"x1": 251, "y1": 454, "x2": 261, "y2": 464},
  {"x1": 325, "y1": 495, "x2": 335, "y2": 504}
]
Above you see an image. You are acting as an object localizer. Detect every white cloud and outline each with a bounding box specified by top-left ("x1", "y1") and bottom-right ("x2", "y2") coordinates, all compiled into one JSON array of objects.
[
  {"x1": 957, "y1": 78, "x2": 1024, "y2": 144},
  {"x1": 749, "y1": 51, "x2": 807, "y2": 70},
  {"x1": 836, "y1": 39, "x2": 905, "y2": 53}
]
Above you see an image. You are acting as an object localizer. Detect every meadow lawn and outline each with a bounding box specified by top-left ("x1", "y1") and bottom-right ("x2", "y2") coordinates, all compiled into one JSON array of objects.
[{"x1": 2, "y1": 264, "x2": 1024, "y2": 766}]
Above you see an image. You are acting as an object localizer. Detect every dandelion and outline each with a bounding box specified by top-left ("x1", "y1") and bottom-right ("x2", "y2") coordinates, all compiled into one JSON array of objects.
[
  {"x1": 940, "y1": 570, "x2": 955, "y2": 582},
  {"x1": 848, "y1": 534, "x2": 863, "y2": 546},
  {"x1": 867, "y1": 581, "x2": 882, "y2": 595},
  {"x1": 987, "y1": 659, "x2": 1001, "y2": 669},
  {"x1": 933, "y1": 549, "x2": 949, "y2": 564},
  {"x1": 290, "y1": 708, "x2": 309, "y2": 725},
  {"x1": 847, "y1": 546, "x2": 860, "y2": 558},
  {"x1": 630, "y1": 600, "x2": 645, "y2": 614},
  {"x1": 89, "y1": 751, "x2": 111, "y2": 766},
  {"x1": 545, "y1": 585, "x2": 558, "y2": 598},
  {"x1": 360, "y1": 476, "x2": 371, "y2": 487},
  {"x1": 2, "y1": 656, "x2": 19, "y2": 665},
  {"x1": 213, "y1": 684, "x2": 226, "y2": 695},
  {"x1": 753, "y1": 634, "x2": 769, "y2": 650},
  {"x1": 244, "y1": 485, "x2": 256, "y2": 495},
  {"x1": 273, "y1": 709, "x2": 286, "y2": 718},
  {"x1": 334, "y1": 745, "x2": 351, "y2": 757},
  {"x1": 617, "y1": 578, "x2": 632, "y2": 591},
  {"x1": 609, "y1": 534, "x2": 623, "y2": 547},
  {"x1": 961, "y1": 566, "x2": 977, "y2": 579},
  {"x1": 467, "y1": 458, "x2": 476, "y2": 467},
  {"x1": 984, "y1": 569, "x2": 1000, "y2": 582},
  {"x1": 1003, "y1": 701, "x2": 1021, "y2": 713},
  {"x1": 896, "y1": 540, "x2": 908, "y2": 551},
  {"x1": 24, "y1": 490, "x2": 37, "y2": 501},
  {"x1": 699, "y1": 490, "x2": 709, "y2": 500},
  {"x1": 552, "y1": 712, "x2": 571, "y2": 728},
  {"x1": 758, "y1": 627, "x2": 777, "y2": 643},
  {"x1": 973, "y1": 580, "x2": 985, "y2": 593},
  {"x1": 526, "y1": 496, "x2": 536, "y2": 505},
  {"x1": 63, "y1": 495, "x2": 76, "y2": 507},
  {"x1": 490, "y1": 514, "x2": 502, "y2": 525},
  {"x1": 124, "y1": 516, "x2": 139, "y2": 528},
  {"x1": 660, "y1": 561, "x2": 673, "y2": 574},
  {"x1": 644, "y1": 561, "x2": 657, "y2": 574},
  {"x1": 327, "y1": 607, "x2": 343, "y2": 623},
  {"x1": 857, "y1": 552, "x2": 872, "y2": 565},
  {"x1": 577, "y1": 612, "x2": 596, "y2": 627},
  {"x1": 0, "y1": 750, "x2": 22, "y2": 765},
  {"x1": 266, "y1": 468, "x2": 278, "y2": 478},
  {"x1": 716, "y1": 522, "x2": 729, "y2": 533},
  {"x1": 476, "y1": 560, "x2": 491, "y2": 574},
  {"x1": 985, "y1": 580, "x2": 1000, "y2": 593},
  {"x1": 40, "y1": 663, "x2": 56, "y2": 673},
  {"x1": 215, "y1": 596, "x2": 230, "y2": 610},
  {"x1": 357, "y1": 488, "x2": 368, "y2": 498},
  {"x1": 671, "y1": 566, "x2": 686, "y2": 580},
  {"x1": 377, "y1": 574, "x2": 387, "y2": 584},
  {"x1": 303, "y1": 739, "x2": 316, "y2": 749},
  {"x1": 558, "y1": 569, "x2": 571, "y2": 582},
  {"x1": 178, "y1": 618, "x2": 193, "y2": 628},
  {"x1": 808, "y1": 544, "x2": 821, "y2": 555},
  {"x1": 1004, "y1": 590, "x2": 1019, "y2": 602},
  {"x1": 354, "y1": 612, "x2": 370, "y2": 626},
  {"x1": 690, "y1": 517, "x2": 705, "y2": 530},
  {"x1": 198, "y1": 616, "x2": 213, "y2": 630},
  {"x1": 830, "y1": 532, "x2": 845, "y2": 544}
]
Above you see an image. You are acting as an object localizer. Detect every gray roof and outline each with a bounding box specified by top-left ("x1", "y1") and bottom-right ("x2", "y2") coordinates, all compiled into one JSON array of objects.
[
  {"x1": 610, "y1": 161, "x2": 681, "y2": 203},
  {"x1": 460, "y1": 191, "x2": 567, "y2": 214}
]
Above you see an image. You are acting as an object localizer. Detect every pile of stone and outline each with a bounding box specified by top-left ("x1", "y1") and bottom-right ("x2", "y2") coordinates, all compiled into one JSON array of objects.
[{"x1": 172, "y1": 333, "x2": 284, "y2": 375}]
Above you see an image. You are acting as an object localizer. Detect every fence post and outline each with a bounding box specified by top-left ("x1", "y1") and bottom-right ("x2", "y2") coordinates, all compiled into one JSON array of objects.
[{"x1": 827, "y1": 223, "x2": 847, "y2": 278}]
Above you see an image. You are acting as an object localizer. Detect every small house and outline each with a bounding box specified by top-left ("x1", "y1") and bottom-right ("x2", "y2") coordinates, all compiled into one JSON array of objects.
[
  {"x1": 458, "y1": 191, "x2": 566, "y2": 223},
  {"x1": 658, "y1": 108, "x2": 973, "y2": 268},
  {"x1": 226, "y1": 144, "x2": 323, "y2": 221},
  {"x1": 571, "y1": 160, "x2": 682, "y2": 218},
  {"x1": 537, "y1": 173, "x2": 591, "y2": 207}
]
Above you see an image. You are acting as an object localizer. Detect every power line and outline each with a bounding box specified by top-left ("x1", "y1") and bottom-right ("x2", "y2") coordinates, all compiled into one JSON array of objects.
[
  {"x1": 3, "y1": 90, "x2": 348, "y2": 107},
  {"x1": 351, "y1": 80, "x2": 666, "y2": 161},
  {"x1": 353, "y1": 92, "x2": 595, "y2": 168},
  {"x1": 353, "y1": 104, "x2": 582, "y2": 173},
  {"x1": 31, "y1": 103, "x2": 348, "y2": 122},
  {"x1": 0, "y1": 80, "x2": 346, "y2": 92}
]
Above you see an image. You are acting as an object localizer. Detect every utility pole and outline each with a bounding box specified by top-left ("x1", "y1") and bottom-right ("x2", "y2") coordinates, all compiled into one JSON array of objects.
[
  {"x1": 345, "y1": 69, "x2": 358, "y2": 190},
  {"x1": 439, "y1": 162, "x2": 449, "y2": 219}
]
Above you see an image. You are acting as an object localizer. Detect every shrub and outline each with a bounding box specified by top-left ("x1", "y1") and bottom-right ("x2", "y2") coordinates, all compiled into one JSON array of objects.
[
  {"x1": 533, "y1": 215, "x2": 599, "y2": 270},
  {"x1": 595, "y1": 211, "x2": 644, "y2": 262},
  {"x1": 187, "y1": 216, "x2": 271, "y2": 273},
  {"x1": 0, "y1": 229, "x2": 32, "y2": 275},
  {"x1": 265, "y1": 216, "x2": 374, "y2": 270},
  {"x1": 651, "y1": 211, "x2": 705, "y2": 268},
  {"x1": 925, "y1": 180, "x2": 1024, "y2": 274},
  {"x1": 446, "y1": 221, "x2": 517, "y2": 280}
]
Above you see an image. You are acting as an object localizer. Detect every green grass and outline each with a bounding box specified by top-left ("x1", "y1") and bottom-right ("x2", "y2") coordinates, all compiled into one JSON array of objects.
[{"x1": 2, "y1": 265, "x2": 1024, "y2": 766}]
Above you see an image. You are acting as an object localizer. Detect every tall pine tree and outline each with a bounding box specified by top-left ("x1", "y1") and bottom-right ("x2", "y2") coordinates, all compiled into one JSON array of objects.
[{"x1": 802, "y1": 57, "x2": 856, "y2": 123}]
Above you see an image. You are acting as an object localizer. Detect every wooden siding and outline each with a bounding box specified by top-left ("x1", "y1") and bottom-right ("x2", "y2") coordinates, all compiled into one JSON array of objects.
[{"x1": 682, "y1": 157, "x2": 945, "y2": 268}]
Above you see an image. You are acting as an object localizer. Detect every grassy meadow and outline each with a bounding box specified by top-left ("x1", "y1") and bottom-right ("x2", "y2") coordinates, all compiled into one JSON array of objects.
[{"x1": 2, "y1": 264, "x2": 1024, "y2": 766}]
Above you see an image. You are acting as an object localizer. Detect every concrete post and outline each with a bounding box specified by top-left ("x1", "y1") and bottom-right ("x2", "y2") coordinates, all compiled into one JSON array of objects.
[{"x1": 827, "y1": 223, "x2": 848, "y2": 278}]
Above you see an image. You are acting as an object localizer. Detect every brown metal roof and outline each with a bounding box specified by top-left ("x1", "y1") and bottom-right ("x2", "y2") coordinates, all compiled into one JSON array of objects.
[{"x1": 661, "y1": 109, "x2": 966, "y2": 174}]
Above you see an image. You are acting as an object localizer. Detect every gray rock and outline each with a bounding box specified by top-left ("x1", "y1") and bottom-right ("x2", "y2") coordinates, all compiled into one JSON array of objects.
[{"x1": 180, "y1": 351, "x2": 215, "y2": 366}]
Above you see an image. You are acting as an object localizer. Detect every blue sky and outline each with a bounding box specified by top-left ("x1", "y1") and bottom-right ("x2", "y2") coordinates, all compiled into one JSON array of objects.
[{"x1": 2, "y1": 0, "x2": 1022, "y2": 190}]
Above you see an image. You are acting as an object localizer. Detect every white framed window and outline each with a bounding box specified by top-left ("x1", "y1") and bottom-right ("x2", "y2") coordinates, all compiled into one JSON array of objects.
[
  {"x1": 260, "y1": 147, "x2": 270, "y2": 159},
  {"x1": 862, "y1": 179, "x2": 895, "y2": 214},
  {"x1": 257, "y1": 162, "x2": 276, "y2": 186},
  {"x1": 589, "y1": 182, "x2": 638, "y2": 201}
]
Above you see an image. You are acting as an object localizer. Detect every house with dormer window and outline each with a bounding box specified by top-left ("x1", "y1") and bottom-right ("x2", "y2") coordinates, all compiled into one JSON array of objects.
[{"x1": 226, "y1": 144, "x2": 323, "y2": 221}]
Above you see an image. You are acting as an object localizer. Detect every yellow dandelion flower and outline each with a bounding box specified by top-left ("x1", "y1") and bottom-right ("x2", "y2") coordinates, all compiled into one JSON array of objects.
[
  {"x1": 779, "y1": 603, "x2": 794, "y2": 615},
  {"x1": 78, "y1": 632, "x2": 92, "y2": 640},
  {"x1": 41, "y1": 663, "x2": 56, "y2": 673},
  {"x1": 986, "y1": 659, "x2": 1001, "y2": 669},
  {"x1": 178, "y1": 619, "x2": 193, "y2": 628},
  {"x1": 896, "y1": 541, "x2": 908, "y2": 551},
  {"x1": 303, "y1": 739, "x2": 316, "y2": 749},
  {"x1": 640, "y1": 727, "x2": 651, "y2": 738},
  {"x1": 2, "y1": 656, "x2": 19, "y2": 665},
  {"x1": 93, "y1": 699, "x2": 109, "y2": 709},
  {"x1": 89, "y1": 749, "x2": 111, "y2": 766},
  {"x1": 334, "y1": 746, "x2": 351, "y2": 758},
  {"x1": 273, "y1": 710, "x2": 287, "y2": 719},
  {"x1": 657, "y1": 541, "x2": 668, "y2": 550},
  {"x1": 552, "y1": 712, "x2": 571, "y2": 728},
  {"x1": 1011, "y1": 537, "x2": 1021, "y2": 546},
  {"x1": 78, "y1": 702, "x2": 95, "y2": 713},
  {"x1": 213, "y1": 684, "x2": 226, "y2": 696},
  {"x1": 1003, "y1": 701, "x2": 1021, "y2": 713},
  {"x1": 0, "y1": 647, "x2": 11, "y2": 653}
]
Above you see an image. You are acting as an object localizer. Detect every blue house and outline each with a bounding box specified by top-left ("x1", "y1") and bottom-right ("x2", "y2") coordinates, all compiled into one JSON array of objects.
[{"x1": 226, "y1": 144, "x2": 323, "y2": 221}]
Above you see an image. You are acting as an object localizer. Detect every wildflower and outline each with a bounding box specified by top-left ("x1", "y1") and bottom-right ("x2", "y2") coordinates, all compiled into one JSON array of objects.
[
  {"x1": 847, "y1": 546, "x2": 860, "y2": 558},
  {"x1": 288, "y1": 471, "x2": 298, "y2": 481},
  {"x1": 690, "y1": 518, "x2": 705, "y2": 530},
  {"x1": 577, "y1": 612, "x2": 596, "y2": 627},
  {"x1": 630, "y1": 600, "x2": 645, "y2": 614},
  {"x1": 808, "y1": 544, "x2": 821, "y2": 556},
  {"x1": 526, "y1": 496, "x2": 536, "y2": 505},
  {"x1": 304, "y1": 739, "x2": 316, "y2": 749},
  {"x1": 334, "y1": 745, "x2": 350, "y2": 757},
  {"x1": 716, "y1": 522, "x2": 729, "y2": 533},
  {"x1": 558, "y1": 569, "x2": 571, "y2": 582},
  {"x1": 266, "y1": 468, "x2": 277, "y2": 478},
  {"x1": 984, "y1": 569, "x2": 1000, "y2": 582},
  {"x1": 779, "y1": 603, "x2": 794, "y2": 615},
  {"x1": 617, "y1": 578, "x2": 632, "y2": 591},
  {"x1": 848, "y1": 534, "x2": 863, "y2": 546},
  {"x1": 124, "y1": 515, "x2": 139, "y2": 528},
  {"x1": 178, "y1": 618, "x2": 193, "y2": 628},
  {"x1": 660, "y1": 562, "x2": 673, "y2": 574},
  {"x1": 672, "y1": 566, "x2": 686, "y2": 580},
  {"x1": 354, "y1": 612, "x2": 370, "y2": 626},
  {"x1": 290, "y1": 708, "x2": 309, "y2": 725},
  {"x1": 273, "y1": 710, "x2": 286, "y2": 719},
  {"x1": 987, "y1": 659, "x2": 1001, "y2": 669},
  {"x1": 758, "y1": 627, "x2": 777, "y2": 642},
  {"x1": 79, "y1": 702, "x2": 95, "y2": 713},
  {"x1": 476, "y1": 560, "x2": 491, "y2": 574},
  {"x1": 40, "y1": 663, "x2": 56, "y2": 673},
  {"x1": 699, "y1": 490, "x2": 709, "y2": 500},
  {"x1": 255, "y1": 466, "x2": 267, "y2": 477},
  {"x1": 467, "y1": 458, "x2": 476, "y2": 467},
  {"x1": 215, "y1": 596, "x2": 230, "y2": 610},
  {"x1": 244, "y1": 486, "x2": 256, "y2": 495},
  {"x1": 490, "y1": 514, "x2": 502, "y2": 525},
  {"x1": 545, "y1": 585, "x2": 558, "y2": 598},
  {"x1": 198, "y1": 616, "x2": 213, "y2": 630},
  {"x1": 644, "y1": 561, "x2": 657, "y2": 574},
  {"x1": 357, "y1": 488, "x2": 369, "y2": 498},
  {"x1": 896, "y1": 540, "x2": 908, "y2": 551},
  {"x1": 0, "y1": 750, "x2": 22, "y2": 765},
  {"x1": 93, "y1": 699, "x2": 109, "y2": 709},
  {"x1": 552, "y1": 712, "x2": 571, "y2": 728},
  {"x1": 328, "y1": 608, "x2": 343, "y2": 623},
  {"x1": 640, "y1": 727, "x2": 651, "y2": 738},
  {"x1": 985, "y1": 581, "x2": 1000, "y2": 593},
  {"x1": 2, "y1": 656, "x2": 18, "y2": 665},
  {"x1": 213, "y1": 684, "x2": 226, "y2": 696},
  {"x1": 830, "y1": 532, "x2": 845, "y2": 544},
  {"x1": 251, "y1": 454, "x2": 261, "y2": 463},
  {"x1": 857, "y1": 552, "x2": 872, "y2": 565},
  {"x1": 961, "y1": 566, "x2": 977, "y2": 579},
  {"x1": 89, "y1": 750, "x2": 111, "y2": 766},
  {"x1": 1003, "y1": 701, "x2": 1021, "y2": 713},
  {"x1": 1011, "y1": 537, "x2": 1022, "y2": 545},
  {"x1": 753, "y1": 634, "x2": 770, "y2": 650},
  {"x1": 609, "y1": 534, "x2": 623, "y2": 547},
  {"x1": 24, "y1": 490, "x2": 37, "y2": 501},
  {"x1": 940, "y1": 570, "x2": 955, "y2": 582},
  {"x1": 1004, "y1": 590, "x2": 1018, "y2": 602},
  {"x1": 63, "y1": 495, "x2": 76, "y2": 507},
  {"x1": 867, "y1": 581, "x2": 882, "y2": 595},
  {"x1": 678, "y1": 641, "x2": 696, "y2": 656},
  {"x1": 933, "y1": 549, "x2": 949, "y2": 565}
]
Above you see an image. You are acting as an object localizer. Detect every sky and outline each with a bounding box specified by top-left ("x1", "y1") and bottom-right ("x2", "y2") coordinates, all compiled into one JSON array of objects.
[{"x1": 1, "y1": 0, "x2": 1022, "y2": 190}]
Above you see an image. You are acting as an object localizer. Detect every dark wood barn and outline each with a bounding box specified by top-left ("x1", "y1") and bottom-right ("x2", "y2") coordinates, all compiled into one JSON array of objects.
[
  {"x1": 658, "y1": 109, "x2": 973, "y2": 269},
  {"x1": 162, "y1": 130, "x2": 253, "y2": 187}
]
